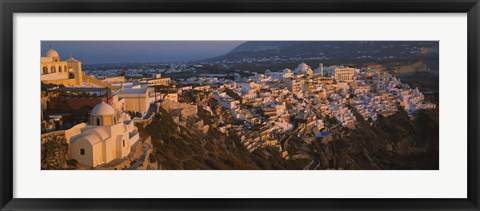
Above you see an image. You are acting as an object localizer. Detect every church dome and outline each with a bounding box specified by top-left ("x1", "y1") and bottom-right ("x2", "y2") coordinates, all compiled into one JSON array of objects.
[
  {"x1": 91, "y1": 102, "x2": 115, "y2": 116},
  {"x1": 294, "y1": 62, "x2": 311, "y2": 73},
  {"x1": 44, "y1": 48, "x2": 60, "y2": 58},
  {"x1": 298, "y1": 63, "x2": 308, "y2": 69}
]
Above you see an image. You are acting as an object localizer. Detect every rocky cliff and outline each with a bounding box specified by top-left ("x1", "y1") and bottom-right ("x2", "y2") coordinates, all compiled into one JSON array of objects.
[{"x1": 139, "y1": 105, "x2": 438, "y2": 170}]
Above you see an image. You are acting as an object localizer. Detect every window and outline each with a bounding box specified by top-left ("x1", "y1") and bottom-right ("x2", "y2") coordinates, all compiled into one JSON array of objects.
[
  {"x1": 96, "y1": 118, "x2": 100, "y2": 126},
  {"x1": 42, "y1": 67, "x2": 48, "y2": 74},
  {"x1": 59, "y1": 66, "x2": 62, "y2": 72},
  {"x1": 114, "y1": 117, "x2": 116, "y2": 124},
  {"x1": 51, "y1": 66, "x2": 56, "y2": 73},
  {"x1": 123, "y1": 140, "x2": 125, "y2": 147},
  {"x1": 80, "y1": 149, "x2": 85, "y2": 155}
]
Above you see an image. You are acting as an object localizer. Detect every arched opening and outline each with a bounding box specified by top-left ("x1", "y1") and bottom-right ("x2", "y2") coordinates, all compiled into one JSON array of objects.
[
  {"x1": 114, "y1": 116, "x2": 116, "y2": 124},
  {"x1": 122, "y1": 140, "x2": 125, "y2": 147},
  {"x1": 42, "y1": 67, "x2": 48, "y2": 74},
  {"x1": 69, "y1": 68, "x2": 74, "y2": 78},
  {"x1": 96, "y1": 118, "x2": 100, "y2": 126},
  {"x1": 59, "y1": 66, "x2": 62, "y2": 73},
  {"x1": 51, "y1": 66, "x2": 56, "y2": 73}
]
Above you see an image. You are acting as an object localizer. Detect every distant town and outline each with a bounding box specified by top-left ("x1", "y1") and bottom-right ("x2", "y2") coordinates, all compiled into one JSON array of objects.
[{"x1": 41, "y1": 41, "x2": 439, "y2": 170}]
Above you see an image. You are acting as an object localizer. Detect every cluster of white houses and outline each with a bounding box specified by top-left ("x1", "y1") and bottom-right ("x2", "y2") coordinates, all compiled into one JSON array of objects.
[{"x1": 206, "y1": 62, "x2": 435, "y2": 153}]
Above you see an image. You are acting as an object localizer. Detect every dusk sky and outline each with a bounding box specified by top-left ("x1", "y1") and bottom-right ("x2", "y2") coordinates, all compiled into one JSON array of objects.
[{"x1": 41, "y1": 41, "x2": 245, "y2": 64}]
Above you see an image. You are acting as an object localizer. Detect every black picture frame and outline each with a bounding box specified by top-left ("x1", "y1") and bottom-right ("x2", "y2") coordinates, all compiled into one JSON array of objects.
[{"x1": 1, "y1": 0, "x2": 479, "y2": 210}]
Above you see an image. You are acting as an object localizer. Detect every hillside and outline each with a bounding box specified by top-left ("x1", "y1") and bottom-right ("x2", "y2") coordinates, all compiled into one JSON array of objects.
[
  {"x1": 137, "y1": 108, "x2": 308, "y2": 170},
  {"x1": 228, "y1": 41, "x2": 298, "y2": 54},
  {"x1": 137, "y1": 105, "x2": 438, "y2": 170},
  {"x1": 309, "y1": 108, "x2": 439, "y2": 170}
]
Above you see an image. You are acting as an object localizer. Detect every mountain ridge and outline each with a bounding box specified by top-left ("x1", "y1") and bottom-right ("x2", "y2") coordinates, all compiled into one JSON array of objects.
[{"x1": 206, "y1": 41, "x2": 439, "y2": 66}]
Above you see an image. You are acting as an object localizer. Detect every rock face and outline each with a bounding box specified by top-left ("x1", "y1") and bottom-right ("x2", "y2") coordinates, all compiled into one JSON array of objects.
[
  {"x1": 138, "y1": 108, "x2": 309, "y2": 170},
  {"x1": 139, "y1": 105, "x2": 438, "y2": 170},
  {"x1": 308, "y1": 109, "x2": 439, "y2": 170}
]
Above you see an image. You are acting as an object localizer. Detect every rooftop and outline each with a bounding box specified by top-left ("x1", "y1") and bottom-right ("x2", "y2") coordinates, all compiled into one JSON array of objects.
[{"x1": 117, "y1": 88, "x2": 148, "y2": 95}]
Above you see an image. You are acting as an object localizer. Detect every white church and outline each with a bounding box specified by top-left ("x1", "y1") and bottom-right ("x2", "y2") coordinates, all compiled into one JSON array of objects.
[{"x1": 68, "y1": 102, "x2": 139, "y2": 167}]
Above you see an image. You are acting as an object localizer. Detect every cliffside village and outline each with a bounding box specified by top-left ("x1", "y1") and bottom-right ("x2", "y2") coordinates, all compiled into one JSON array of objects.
[{"x1": 41, "y1": 48, "x2": 436, "y2": 168}]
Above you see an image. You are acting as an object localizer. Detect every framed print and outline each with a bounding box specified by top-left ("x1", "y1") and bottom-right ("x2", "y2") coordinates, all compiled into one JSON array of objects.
[{"x1": 1, "y1": 0, "x2": 479, "y2": 210}]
